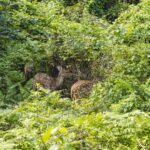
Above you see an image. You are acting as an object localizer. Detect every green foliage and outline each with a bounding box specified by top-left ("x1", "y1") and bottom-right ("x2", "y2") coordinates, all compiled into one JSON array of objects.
[
  {"x1": 0, "y1": 89, "x2": 149, "y2": 149},
  {"x1": 90, "y1": 75, "x2": 150, "y2": 113},
  {"x1": 0, "y1": 0, "x2": 111, "y2": 104},
  {"x1": 111, "y1": 44, "x2": 149, "y2": 80},
  {"x1": 88, "y1": 0, "x2": 131, "y2": 22},
  {"x1": 0, "y1": 0, "x2": 150, "y2": 149},
  {"x1": 111, "y1": 0, "x2": 150, "y2": 44},
  {"x1": 1, "y1": 0, "x2": 147, "y2": 104},
  {"x1": 86, "y1": 0, "x2": 149, "y2": 113}
]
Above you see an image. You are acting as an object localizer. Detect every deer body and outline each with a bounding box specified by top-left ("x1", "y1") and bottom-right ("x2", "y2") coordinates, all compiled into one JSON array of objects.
[
  {"x1": 33, "y1": 66, "x2": 70, "y2": 90},
  {"x1": 71, "y1": 80, "x2": 95, "y2": 100}
]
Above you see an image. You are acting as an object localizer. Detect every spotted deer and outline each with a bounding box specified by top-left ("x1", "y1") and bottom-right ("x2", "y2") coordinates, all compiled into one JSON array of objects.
[
  {"x1": 71, "y1": 80, "x2": 96, "y2": 100},
  {"x1": 24, "y1": 63, "x2": 34, "y2": 81},
  {"x1": 33, "y1": 66, "x2": 71, "y2": 90}
]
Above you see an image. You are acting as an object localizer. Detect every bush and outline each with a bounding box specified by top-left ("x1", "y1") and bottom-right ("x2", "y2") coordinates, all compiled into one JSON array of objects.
[{"x1": 0, "y1": 89, "x2": 149, "y2": 149}]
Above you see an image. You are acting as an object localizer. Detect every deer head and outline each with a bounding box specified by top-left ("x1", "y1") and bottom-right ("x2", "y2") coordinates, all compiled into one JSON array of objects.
[
  {"x1": 24, "y1": 63, "x2": 34, "y2": 81},
  {"x1": 54, "y1": 65, "x2": 72, "y2": 89}
]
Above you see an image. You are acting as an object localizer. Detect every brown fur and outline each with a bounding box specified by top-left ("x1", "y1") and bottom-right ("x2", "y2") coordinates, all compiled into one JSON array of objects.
[
  {"x1": 71, "y1": 80, "x2": 95, "y2": 100},
  {"x1": 24, "y1": 63, "x2": 33, "y2": 80},
  {"x1": 32, "y1": 66, "x2": 71, "y2": 90}
]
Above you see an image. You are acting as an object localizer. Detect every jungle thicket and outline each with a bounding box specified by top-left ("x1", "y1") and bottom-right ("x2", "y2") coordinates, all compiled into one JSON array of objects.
[{"x1": 0, "y1": 0, "x2": 150, "y2": 149}]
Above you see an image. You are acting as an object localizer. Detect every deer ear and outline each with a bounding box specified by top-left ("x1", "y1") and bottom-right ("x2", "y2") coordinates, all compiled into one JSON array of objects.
[{"x1": 56, "y1": 66, "x2": 62, "y2": 72}]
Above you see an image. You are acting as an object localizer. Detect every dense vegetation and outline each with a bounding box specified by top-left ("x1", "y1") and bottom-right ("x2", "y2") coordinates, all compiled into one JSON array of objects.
[{"x1": 0, "y1": 0, "x2": 150, "y2": 149}]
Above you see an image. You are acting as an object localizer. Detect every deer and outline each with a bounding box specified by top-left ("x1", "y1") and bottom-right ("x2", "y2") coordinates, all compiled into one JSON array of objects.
[
  {"x1": 71, "y1": 80, "x2": 96, "y2": 100},
  {"x1": 24, "y1": 63, "x2": 34, "y2": 81},
  {"x1": 32, "y1": 66, "x2": 71, "y2": 90}
]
